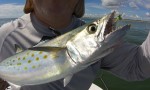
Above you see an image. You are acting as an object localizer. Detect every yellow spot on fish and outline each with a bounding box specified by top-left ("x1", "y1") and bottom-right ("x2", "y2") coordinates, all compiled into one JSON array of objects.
[
  {"x1": 32, "y1": 54, "x2": 34, "y2": 57},
  {"x1": 18, "y1": 58, "x2": 20, "y2": 60},
  {"x1": 24, "y1": 67, "x2": 28, "y2": 70},
  {"x1": 28, "y1": 60, "x2": 31, "y2": 63},
  {"x1": 39, "y1": 51, "x2": 43, "y2": 54},
  {"x1": 32, "y1": 66, "x2": 36, "y2": 69},
  {"x1": 43, "y1": 55, "x2": 48, "y2": 59},
  {"x1": 36, "y1": 57, "x2": 39, "y2": 61},
  {"x1": 17, "y1": 63, "x2": 21, "y2": 66},
  {"x1": 23, "y1": 57, "x2": 26, "y2": 60}
]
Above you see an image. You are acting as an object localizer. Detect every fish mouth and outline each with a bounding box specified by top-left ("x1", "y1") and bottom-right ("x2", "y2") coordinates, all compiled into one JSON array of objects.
[
  {"x1": 104, "y1": 11, "x2": 116, "y2": 36},
  {"x1": 103, "y1": 11, "x2": 130, "y2": 37}
]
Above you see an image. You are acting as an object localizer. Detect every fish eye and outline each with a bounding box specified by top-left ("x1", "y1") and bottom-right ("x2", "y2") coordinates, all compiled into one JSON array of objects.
[{"x1": 87, "y1": 24, "x2": 97, "y2": 34}]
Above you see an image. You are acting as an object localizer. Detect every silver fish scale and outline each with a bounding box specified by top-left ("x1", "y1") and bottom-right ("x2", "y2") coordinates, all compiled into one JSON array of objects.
[{"x1": 0, "y1": 49, "x2": 74, "y2": 85}]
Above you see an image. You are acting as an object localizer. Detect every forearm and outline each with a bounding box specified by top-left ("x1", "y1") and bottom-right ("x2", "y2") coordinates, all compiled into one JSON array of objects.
[{"x1": 101, "y1": 32, "x2": 150, "y2": 81}]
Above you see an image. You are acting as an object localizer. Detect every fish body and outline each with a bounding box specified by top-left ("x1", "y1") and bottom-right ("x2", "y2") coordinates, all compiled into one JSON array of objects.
[
  {"x1": 0, "y1": 48, "x2": 73, "y2": 85},
  {"x1": 0, "y1": 12, "x2": 130, "y2": 89}
]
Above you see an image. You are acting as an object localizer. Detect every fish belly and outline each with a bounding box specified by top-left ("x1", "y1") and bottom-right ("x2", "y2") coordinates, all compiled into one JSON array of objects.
[{"x1": 0, "y1": 49, "x2": 76, "y2": 86}]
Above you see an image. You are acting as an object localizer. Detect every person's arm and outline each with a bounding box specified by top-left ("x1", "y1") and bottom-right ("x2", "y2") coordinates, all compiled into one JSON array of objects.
[
  {"x1": 0, "y1": 20, "x2": 18, "y2": 90},
  {"x1": 0, "y1": 20, "x2": 17, "y2": 61},
  {"x1": 101, "y1": 32, "x2": 150, "y2": 81}
]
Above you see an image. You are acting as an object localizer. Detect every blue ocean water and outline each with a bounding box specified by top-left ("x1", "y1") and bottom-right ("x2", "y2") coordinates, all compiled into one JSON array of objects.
[
  {"x1": 0, "y1": 18, "x2": 16, "y2": 26},
  {"x1": 0, "y1": 18, "x2": 150, "y2": 45},
  {"x1": 83, "y1": 17, "x2": 150, "y2": 45},
  {"x1": 117, "y1": 20, "x2": 150, "y2": 45}
]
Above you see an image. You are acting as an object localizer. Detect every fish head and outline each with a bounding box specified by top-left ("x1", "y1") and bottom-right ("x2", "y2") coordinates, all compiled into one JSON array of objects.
[{"x1": 66, "y1": 11, "x2": 130, "y2": 65}]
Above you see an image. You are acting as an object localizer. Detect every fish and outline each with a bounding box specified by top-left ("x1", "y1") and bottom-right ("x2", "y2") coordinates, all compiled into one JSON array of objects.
[{"x1": 0, "y1": 12, "x2": 130, "y2": 90}]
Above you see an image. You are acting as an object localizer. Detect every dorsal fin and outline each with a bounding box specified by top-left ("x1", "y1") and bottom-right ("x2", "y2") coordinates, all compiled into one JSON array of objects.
[
  {"x1": 15, "y1": 44, "x2": 23, "y2": 53},
  {"x1": 28, "y1": 46, "x2": 66, "y2": 52}
]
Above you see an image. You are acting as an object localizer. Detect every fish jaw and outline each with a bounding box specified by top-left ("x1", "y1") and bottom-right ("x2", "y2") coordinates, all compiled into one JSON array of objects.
[
  {"x1": 95, "y1": 11, "x2": 116, "y2": 43},
  {"x1": 96, "y1": 11, "x2": 130, "y2": 47}
]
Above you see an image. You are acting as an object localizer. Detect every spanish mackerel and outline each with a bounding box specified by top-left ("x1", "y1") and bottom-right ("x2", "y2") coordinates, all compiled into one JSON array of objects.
[{"x1": 0, "y1": 12, "x2": 130, "y2": 90}]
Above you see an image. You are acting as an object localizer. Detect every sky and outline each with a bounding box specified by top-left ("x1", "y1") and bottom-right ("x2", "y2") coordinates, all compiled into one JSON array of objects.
[{"x1": 0, "y1": 0, "x2": 150, "y2": 20}]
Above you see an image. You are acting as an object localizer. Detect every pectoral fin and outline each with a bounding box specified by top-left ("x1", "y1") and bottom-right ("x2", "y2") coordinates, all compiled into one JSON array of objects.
[
  {"x1": 63, "y1": 75, "x2": 73, "y2": 87},
  {"x1": 7, "y1": 82, "x2": 21, "y2": 90}
]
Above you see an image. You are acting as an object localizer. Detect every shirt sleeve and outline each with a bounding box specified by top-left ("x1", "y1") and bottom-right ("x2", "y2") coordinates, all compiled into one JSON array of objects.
[
  {"x1": 0, "y1": 21, "x2": 17, "y2": 62},
  {"x1": 101, "y1": 32, "x2": 150, "y2": 81},
  {"x1": 0, "y1": 15, "x2": 43, "y2": 62}
]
